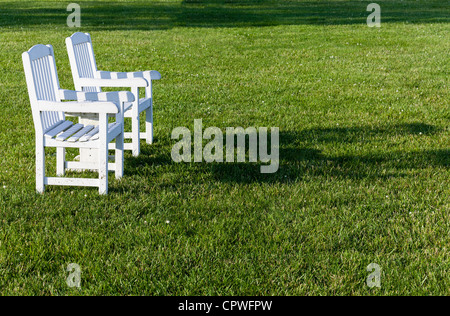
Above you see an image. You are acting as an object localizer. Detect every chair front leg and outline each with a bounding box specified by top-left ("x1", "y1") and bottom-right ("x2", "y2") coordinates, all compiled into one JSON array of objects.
[
  {"x1": 98, "y1": 113, "x2": 109, "y2": 195},
  {"x1": 131, "y1": 87, "x2": 140, "y2": 157},
  {"x1": 56, "y1": 147, "x2": 65, "y2": 176},
  {"x1": 145, "y1": 81, "x2": 153, "y2": 144},
  {"x1": 115, "y1": 101, "x2": 124, "y2": 179}
]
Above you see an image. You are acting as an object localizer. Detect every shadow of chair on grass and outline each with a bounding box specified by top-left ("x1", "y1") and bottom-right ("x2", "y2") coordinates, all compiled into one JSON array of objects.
[{"x1": 124, "y1": 122, "x2": 448, "y2": 185}]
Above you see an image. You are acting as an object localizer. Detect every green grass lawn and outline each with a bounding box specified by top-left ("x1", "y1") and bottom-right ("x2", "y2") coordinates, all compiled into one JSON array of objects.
[{"x1": 0, "y1": 0, "x2": 449, "y2": 295}]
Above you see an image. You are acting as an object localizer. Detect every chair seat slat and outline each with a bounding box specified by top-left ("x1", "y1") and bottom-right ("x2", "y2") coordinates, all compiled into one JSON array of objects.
[
  {"x1": 79, "y1": 123, "x2": 118, "y2": 142},
  {"x1": 56, "y1": 123, "x2": 84, "y2": 141},
  {"x1": 79, "y1": 126, "x2": 99, "y2": 142},
  {"x1": 45, "y1": 120, "x2": 73, "y2": 138},
  {"x1": 67, "y1": 125, "x2": 95, "y2": 142}
]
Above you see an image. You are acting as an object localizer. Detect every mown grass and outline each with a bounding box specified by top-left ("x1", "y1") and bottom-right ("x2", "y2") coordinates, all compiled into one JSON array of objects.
[{"x1": 0, "y1": 0, "x2": 449, "y2": 295}]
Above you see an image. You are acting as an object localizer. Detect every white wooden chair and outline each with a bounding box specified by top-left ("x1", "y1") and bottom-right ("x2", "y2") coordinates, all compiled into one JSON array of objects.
[
  {"x1": 22, "y1": 44, "x2": 134, "y2": 194},
  {"x1": 65, "y1": 32, "x2": 161, "y2": 157}
]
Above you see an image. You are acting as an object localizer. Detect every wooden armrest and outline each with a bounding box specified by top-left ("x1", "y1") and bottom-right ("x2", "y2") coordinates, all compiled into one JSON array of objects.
[
  {"x1": 59, "y1": 90, "x2": 135, "y2": 103},
  {"x1": 37, "y1": 100, "x2": 119, "y2": 114},
  {"x1": 98, "y1": 70, "x2": 161, "y2": 80},
  {"x1": 78, "y1": 77, "x2": 148, "y2": 88}
]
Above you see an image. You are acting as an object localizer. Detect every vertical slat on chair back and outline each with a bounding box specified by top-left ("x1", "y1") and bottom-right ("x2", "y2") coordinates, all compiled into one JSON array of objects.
[
  {"x1": 66, "y1": 32, "x2": 100, "y2": 93},
  {"x1": 22, "y1": 44, "x2": 64, "y2": 134}
]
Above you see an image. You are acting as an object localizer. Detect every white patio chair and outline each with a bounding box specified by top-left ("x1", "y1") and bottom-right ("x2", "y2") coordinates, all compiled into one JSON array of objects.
[
  {"x1": 65, "y1": 32, "x2": 161, "y2": 157},
  {"x1": 22, "y1": 44, "x2": 134, "y2": 194}
]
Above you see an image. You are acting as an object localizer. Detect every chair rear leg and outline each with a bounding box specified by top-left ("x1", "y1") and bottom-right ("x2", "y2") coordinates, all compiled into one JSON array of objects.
[
  {"x1": 145, "y1": 104, "x2": 153, "y2": 144},
  {"x1": 115, "y1": 132, "x2": 124, "y2": 179}
]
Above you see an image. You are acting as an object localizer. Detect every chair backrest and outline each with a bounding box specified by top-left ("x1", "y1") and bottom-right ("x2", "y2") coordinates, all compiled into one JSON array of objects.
[
  {"x1": 66, "y1": 32, "x2": 100, "y2": 93},
  {"x1": 22, "y1": 44, "x2": 64, "y2": 134}
]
